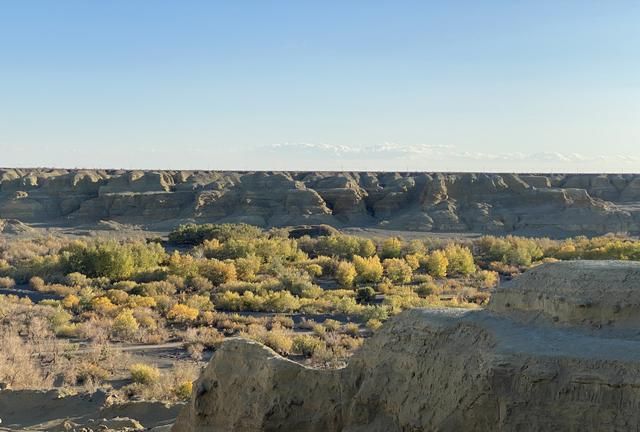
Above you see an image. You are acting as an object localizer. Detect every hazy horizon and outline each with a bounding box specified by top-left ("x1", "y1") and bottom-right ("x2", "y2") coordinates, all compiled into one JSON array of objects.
[{"x1": 1, "y1": 1, "x2": 639, "y2": 172}]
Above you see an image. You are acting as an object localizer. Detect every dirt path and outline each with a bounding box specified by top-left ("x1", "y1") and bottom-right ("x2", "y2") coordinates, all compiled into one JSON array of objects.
[{"x1": 0, "y1": 286, "x2": 59, "y2": 302}]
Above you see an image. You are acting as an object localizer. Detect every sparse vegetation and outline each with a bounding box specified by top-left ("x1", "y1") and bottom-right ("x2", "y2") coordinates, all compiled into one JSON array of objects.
[
  {"x1": 129, "y1": 363, "x2": 161, "y2": 385},
  {"x1": 3, "y1": 223, "x2": 636, "y2": 398}
]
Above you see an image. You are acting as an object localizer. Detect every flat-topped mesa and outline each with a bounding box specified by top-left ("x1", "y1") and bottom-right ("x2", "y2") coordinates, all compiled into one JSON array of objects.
[{"x1": 489, "y1": 260, "x2": 640, "y2": 334}]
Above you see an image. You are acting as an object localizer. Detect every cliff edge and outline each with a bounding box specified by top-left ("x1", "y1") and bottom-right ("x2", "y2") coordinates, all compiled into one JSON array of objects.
[{"x1": 173, "y1": 260, "x2": 640, "y2": 432}]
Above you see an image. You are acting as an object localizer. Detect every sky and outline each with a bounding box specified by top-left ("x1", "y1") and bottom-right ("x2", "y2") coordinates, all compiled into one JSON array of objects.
[{"x1": 0, "y1": 1, "x2": 639, "y2": 172}]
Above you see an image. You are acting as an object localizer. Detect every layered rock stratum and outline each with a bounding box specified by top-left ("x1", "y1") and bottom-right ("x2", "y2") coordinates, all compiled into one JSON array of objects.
[
  {"x1": 173, "y1": 260, "x2": 640, "y2": 432},
  {"x1": 2, "y1": 169, "x2": 640, "y2": 235}
]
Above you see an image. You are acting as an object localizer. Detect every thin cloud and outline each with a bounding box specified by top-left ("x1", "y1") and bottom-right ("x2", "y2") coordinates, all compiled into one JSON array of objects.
[
  {"x1": 266, "y1": 142, "x2": 638, "y2": 165},
  {"x1": 267, "y1": 142, "x2": 454, "y2": 159}
]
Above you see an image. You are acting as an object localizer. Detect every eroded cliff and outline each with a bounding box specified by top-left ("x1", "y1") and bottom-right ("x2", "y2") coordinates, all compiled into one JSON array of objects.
[
  {"x1": 2, "y1": 169, "x2": 640, "y2": 235},
  {"x1": 173, "y1": 261, "x2": 640, "y2": 432}
]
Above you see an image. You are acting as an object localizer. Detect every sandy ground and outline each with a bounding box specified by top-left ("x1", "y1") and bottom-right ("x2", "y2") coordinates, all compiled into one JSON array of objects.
[
  {"x1": 341, "y1": 226, "x2": 482, "y2": 240},
  {"x1": 8, "y1": 220, "x2": 485, "y2": 242},
  {"x1": 0, "y1": 388, "x2": 182, "y2": 431}
]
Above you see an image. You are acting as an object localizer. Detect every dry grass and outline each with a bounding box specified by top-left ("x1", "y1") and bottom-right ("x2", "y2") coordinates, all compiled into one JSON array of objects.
[{"x1": 119, "y1": 361, "x2": 199, "y2": 402}]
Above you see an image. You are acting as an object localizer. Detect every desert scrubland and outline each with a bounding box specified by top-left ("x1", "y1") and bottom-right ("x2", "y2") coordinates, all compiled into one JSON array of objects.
[{"x1": 2, "y1": 171, "x2": 640, "y2": 430}]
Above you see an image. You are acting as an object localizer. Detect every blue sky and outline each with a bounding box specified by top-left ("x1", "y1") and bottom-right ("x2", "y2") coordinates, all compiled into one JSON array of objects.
[{"x1": 1, "y1": 1, "x2": 639, "y2": 172}]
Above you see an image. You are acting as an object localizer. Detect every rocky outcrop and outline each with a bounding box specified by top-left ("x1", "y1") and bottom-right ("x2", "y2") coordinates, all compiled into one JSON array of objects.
[
  {"x1": 488, "y1": 260, "x2": 640, "y2": 335},
  {"x1": 0, "y1": 218, "x2": 34, "y2": 234},
  {"x1": 173, "y1": 261, "x2": 640, "y2": 432},
  {"x1": 2, "y1": 169, "x2": 640, "y2": 235}
]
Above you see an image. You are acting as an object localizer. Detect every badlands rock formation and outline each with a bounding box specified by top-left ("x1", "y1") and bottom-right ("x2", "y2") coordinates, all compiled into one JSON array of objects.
[
  {"x1": 2, "y1": 169, "x2": 640, "y2": 235},
  {"x1": 173, "y1": 261, "x2": 640, "y2": 432}
]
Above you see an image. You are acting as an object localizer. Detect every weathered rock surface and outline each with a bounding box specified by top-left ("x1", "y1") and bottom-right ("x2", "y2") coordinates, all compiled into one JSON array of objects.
[
  {"x1": 0, "y1": 218, "x2": 34, "y2": 234},
  {"x1": 2, "y1": 169, "x2": 640, "y2": 236},
  {"x1": 488, "y1": 260, "x2": 640, "y2": 335},
  {"x1": 173, "y1": 261, "x2": 640, "y2": 432}
]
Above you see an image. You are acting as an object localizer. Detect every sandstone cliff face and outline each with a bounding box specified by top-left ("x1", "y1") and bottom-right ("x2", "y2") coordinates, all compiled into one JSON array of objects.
[
  {"x1": 2, "y1": 169, "x2": 640, "y2": 235},
  {"x1": 173, "y1": 261, "x2": 640, "y2": 432}
]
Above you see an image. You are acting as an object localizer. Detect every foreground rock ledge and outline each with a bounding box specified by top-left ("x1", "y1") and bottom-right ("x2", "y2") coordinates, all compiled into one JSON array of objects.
[{"x1": 173, "y1": 261, "x2": 640, "y2": 432}]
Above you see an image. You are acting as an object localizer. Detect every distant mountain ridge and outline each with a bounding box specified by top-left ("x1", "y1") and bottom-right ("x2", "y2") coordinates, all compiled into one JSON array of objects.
[{"x1": 1, "y1": 169, "x2": 640, "y2": 236}]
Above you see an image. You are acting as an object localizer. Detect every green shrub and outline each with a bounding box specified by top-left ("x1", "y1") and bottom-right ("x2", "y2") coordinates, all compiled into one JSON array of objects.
[
  {"x1": 61, "y1": 240, "x2": 165, "y2": 280},
  {"x1": 198, "y1": 259, "x2": 237, "y2": 285},
  {"x1": 444, "y1": 244, "x2": 475, "y2": 276},
  {"x1": 323, "y1": 319, "x2": 341, "y2": 332},
  {"x1": 366, "y1": 319, "x2": 383, "y2": 331},
  {"x1": 62, "y1": 294, "x2": 80, "y2": 309},
  {"x1": 0, "y1": 276, "x2": 15, "y2": 288},
  {"x1": 262, "y1": 330, "x2": 294, "y2": 355},
  {"x1": 383, "y1": 258, "x2": 412, "y2": 283},
  {"x1": 167, "y1": 304, "x2": 199, "y2": 322},
  {"x1": 475, "y1": 235, "x2": 544, "y2": 266},
  {"x1": 269, "y1": 315, "x2": 295, "y2": 329},
  {"x1": 276, "y1": 268, "x2": 320, "y2": 298},
  {"x1": 356, "y1": 286, "x2": 376, "y2": 304},
  {"x1": 130, "y1": 363, "x2": 160, "y2": 385},
  {"x1": 310, "y1": 235, "x2": 364, "y2": 259},
  {"x1": 415, "y1": 280, "x2": 439, "y2": 296},
  {"x1": 112, "y1": 309, "x2": 140, "y2": 338},
  {"x1": 305, "y1": 263, "x2": 323, "y2": 277},
  {"x1": 167, "y1": 252, "x2": 200, "y2": 278},
  {"x1": 175, "y1": 380, "x2": 193, "y2": 400},
  {"x1": 313, "y1": 256, "x2": 339, "y2": 276},
  {"x1": 265, "y1": 291, "x2": 300, "y2": 313},
  {"x1": 186, "y1": 294, "x2": 214, "y2": 312},
  {"x1": 335, "y1": 261, "x2": 357, "y2": 287},
  {"x1": 353, "y1": 255, "x2": 383, "y2": 283},
  {"x1": 207, "y1": 238, "x2": 253, "y2": 260},
  {"x1": 187, "y1": 275, "x2": 214, "y2": 292},
  {"x1": 332, "y1": 296, "x2": 361, "y2": 315},
  {"x1": 107, "y1": 289, "x2": 129, "y2": 305},
  {"x1": 404, "y1": 253, "x2": 422, "y2": 271},
  {"x1": 29, "y1": 276, "x2": 46, "y2": 291},
  {"x1": 135, "y1": 280, "x2": 177, "y2": 297},
  {"x1": 359, "y1": 305, "x2": 389, "y2": 322},
  {"x1": 358, "y1": 239, "x2": 377, "y2": 257},
  {"x1": 475, "y1": 270, "x2": 499, "y2": 288},
  {"x1": 64, "y1": 272, "x2": 89, "y2": 287},
  {"x1": 169, "y1": 223, "x2": 264, "y2": 245},
  {"x1": 404, "y1": 239, "x2": 427, "y2": 255},
  {"x1": 215, "y1": 291, "x2": 244, "y2": 311},
  {"x1": 112, "y1": 280, "x2": 138, "y2": 291},
  {"x1": 55, "y1": 323, "x2": 79, "y2": 338},
  {"x1": 50, "y1": 308, "x2": 73, "y2": 328},
  {"x1": 424, "y1": 250, "x2": 448, "y2": 278},
  {"x1": 380, "y1": 237, "x2": 403, "y2": 259},
  {"x1": 293, "y1": 335, "x2": 325, "y2": 357},
  {"x1": 342, "y1": 322, "x2": 360, "y2": 337},
  {"x1": 234, "y1": 255, "x2": 262, "y2": 281}
]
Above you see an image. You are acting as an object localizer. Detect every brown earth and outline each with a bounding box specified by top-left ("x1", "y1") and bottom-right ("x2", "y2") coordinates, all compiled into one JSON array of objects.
[
  {"x1": 173, "y1": 260, "x2": 640, "y2": 432},
  {"x1": 2, "y1": 169, "x2": 640, "y2": 236}
]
